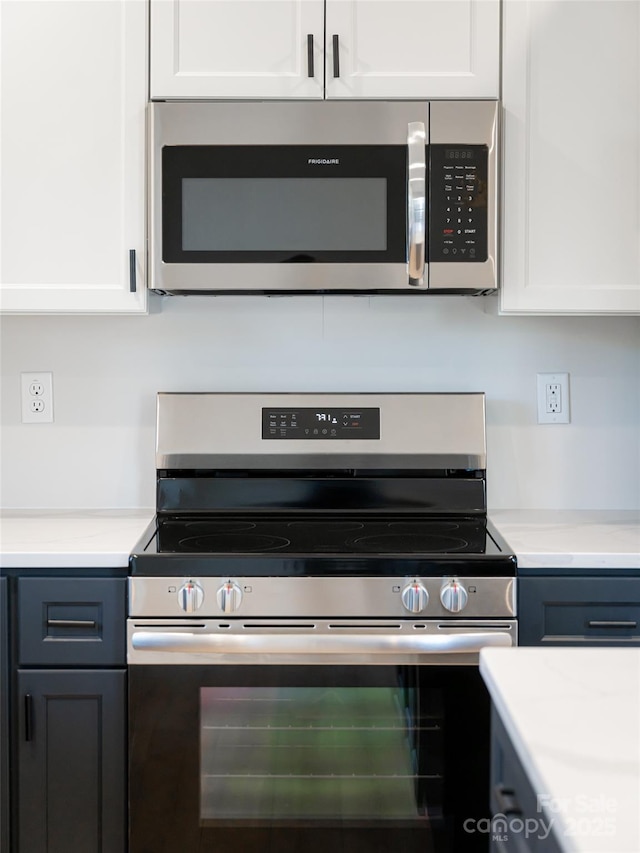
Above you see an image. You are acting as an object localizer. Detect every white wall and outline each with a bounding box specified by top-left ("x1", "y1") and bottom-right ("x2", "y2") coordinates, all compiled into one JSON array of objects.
[{"x1": 1, "y1": 294, "x2": 639, "y2": 510}]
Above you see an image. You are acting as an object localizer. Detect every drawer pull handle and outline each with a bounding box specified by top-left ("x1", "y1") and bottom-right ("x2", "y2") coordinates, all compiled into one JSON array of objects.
[
  {"x1": 24, "y1": 694, "x2": 34, "y2": 742},
  {"x1": 47, "y1": 619, "x2": 97, "y2": 629},
  {"x1": 587, "y1": 620, "x2": 637, "y2": 629},
  {"x1": 494, "y1": 784, "x2": 522, "y2": 816}
]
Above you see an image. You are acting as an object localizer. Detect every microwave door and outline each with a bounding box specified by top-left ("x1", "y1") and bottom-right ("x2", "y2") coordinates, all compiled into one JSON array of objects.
[{"x1": 150, "y1": 100, "x2": 433, "y2": 294}]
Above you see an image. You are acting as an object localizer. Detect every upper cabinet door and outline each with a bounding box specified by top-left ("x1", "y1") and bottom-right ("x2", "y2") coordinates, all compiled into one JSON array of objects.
[
  {"x1": 501, "y1": 0, "x2": 640, "y2": 314},
  {"x1": 151, "y1": 0, "x2": 325, "y2": 99},
  {"x1": 0, "y1": 0, "x2": 147, "y2": 314},
  {"x1": 325, "y1": 0, "x2": 500, "y2": 99},
  {"x1": 151, "y1": 0, "x2": 500, "y2": 100}
]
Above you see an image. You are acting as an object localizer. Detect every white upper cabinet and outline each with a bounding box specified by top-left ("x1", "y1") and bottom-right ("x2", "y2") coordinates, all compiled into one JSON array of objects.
[
  {"x1": 151, "y1": 0, "x2": 326, "y2": 99},
  {"x1": 150, "y1": 0, "x2": 500, "y2": 100},
  {"x1": 325, "y1": 0, "x2": 499, "y2": 99},
  {"x1": 0, "y1": 0, "x2": 147, "y2": 314},
  {"x1": 500, "y1": 0, "x2": 640, "y2": 314}
]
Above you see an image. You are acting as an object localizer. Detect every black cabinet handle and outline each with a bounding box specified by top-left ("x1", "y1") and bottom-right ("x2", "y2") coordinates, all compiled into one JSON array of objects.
[
  {"x1": 24, "y1": 694, "x2": 34, "y2": 742},
  {"x1": 493, "y1": 786, "x2": 533, "y2": 853},
  {"x1": 307, "y1": 34, "x2": 314, "y2": 78},
  {"x1": 588, "y1": 620, "x2": 637, "y2": 629},
  {"x1": 332, "y1": 34, "x2": 340, "y2": 77},
  {"x1": 46, "y1": 619, "x2": 97, "y2": 629},
  {"x1": 129, "y1": 248, "x2": 137, "y2": 292},
  {"x1": 494, "y1": 784, "x2": 522, "y2": 815}
]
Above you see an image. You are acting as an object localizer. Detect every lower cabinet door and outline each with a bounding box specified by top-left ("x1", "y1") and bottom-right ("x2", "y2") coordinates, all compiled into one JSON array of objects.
[
  {"x1": 1, "y1": 578, "x2": 9, "y2": 853},
  {"x1": 17, "y1": 669, "x2": 126, "y2": 853},
  {"x1": 491, "y1": 708, "x2": 563, "y2": 853}
]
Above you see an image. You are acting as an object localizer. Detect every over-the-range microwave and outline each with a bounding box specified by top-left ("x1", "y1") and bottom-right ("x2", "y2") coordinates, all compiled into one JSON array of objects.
[{"x1": 150, "y1": 100, "x2": 499, "y2": 295}]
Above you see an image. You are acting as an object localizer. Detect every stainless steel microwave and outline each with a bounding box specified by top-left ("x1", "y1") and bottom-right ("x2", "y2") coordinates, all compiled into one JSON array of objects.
[{"x1": 150, "y1": 100, "x2": 499, "y2": 295}]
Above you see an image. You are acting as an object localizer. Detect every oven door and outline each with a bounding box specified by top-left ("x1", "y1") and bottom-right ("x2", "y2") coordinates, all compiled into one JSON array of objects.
[
  {"x1": 128, "y1": 620, "x2": 515, "y2": 853},
  {"x1": 150, "y1": 101, "x2": 428, "y2": 293}
]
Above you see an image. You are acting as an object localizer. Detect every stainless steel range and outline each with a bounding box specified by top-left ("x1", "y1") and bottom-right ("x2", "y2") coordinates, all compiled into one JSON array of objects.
[{"x1": 127, "y1": 392, "x2": 516, "y2": 853}]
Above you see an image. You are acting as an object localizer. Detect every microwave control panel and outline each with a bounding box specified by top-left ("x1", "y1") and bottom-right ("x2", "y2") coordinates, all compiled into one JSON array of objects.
[{"x1": 429, "y1": 144, "x2": 488, "y2": 263}]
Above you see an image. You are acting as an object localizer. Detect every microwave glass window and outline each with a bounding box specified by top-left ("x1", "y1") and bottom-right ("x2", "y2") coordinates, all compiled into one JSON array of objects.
[{"x1": 182, "y1": 178, "x2": 387, "y2": 253}]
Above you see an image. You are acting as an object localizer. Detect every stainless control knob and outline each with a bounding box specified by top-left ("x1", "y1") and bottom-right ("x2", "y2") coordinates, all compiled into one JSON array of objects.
[
  {"x1": 440, "y1": 579, "x2": 469, "y2": 613},
  {"x1": 401, "y1": 581, "x2": 429, "y2": 614},
  {"x1": 178, "y1": 580, "x2": 205, "y2": 613},
  {"x1": 216, "y1": 581, "x2": 243, "y2": 614}
]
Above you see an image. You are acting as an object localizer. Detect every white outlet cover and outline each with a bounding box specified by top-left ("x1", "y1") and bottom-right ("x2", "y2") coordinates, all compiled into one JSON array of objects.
[
  {"x1": 21, "y1": 372, "x2": 54, "y2": 423},
  {"x1": 536, "y1": 373, "x2": 570, "y2": 424}
]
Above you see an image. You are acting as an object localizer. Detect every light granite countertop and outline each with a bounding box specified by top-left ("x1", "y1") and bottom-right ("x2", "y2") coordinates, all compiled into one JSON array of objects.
[
  {"x1": 480, "y1": 647, "x2": 640, "y2": 853},
  {"x1": 0, "y1": 510, "x2": 153, "y2": 569},
  {"x1": 490, "y1": 510, "x2": 640, "y2": 570}
]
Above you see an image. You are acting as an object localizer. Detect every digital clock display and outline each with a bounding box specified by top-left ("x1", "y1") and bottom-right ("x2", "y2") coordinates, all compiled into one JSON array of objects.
[
  {"x1": 444, "y1": 149, "x2": 475, "y2": 160},
  {"x1": 262, "y1": 408, "x2": 380, "y2": 440}
]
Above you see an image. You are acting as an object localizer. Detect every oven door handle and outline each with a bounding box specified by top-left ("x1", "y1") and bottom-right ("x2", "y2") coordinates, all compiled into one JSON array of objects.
[
  {"x1": 407, "y1": 120, "x2": 426, "y2": 287},
  {"x1": 130, "y1": 630, "x2": 513, "y2": 656}
]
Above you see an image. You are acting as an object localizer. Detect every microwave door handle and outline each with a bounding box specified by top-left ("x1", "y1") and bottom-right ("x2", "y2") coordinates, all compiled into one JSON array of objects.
[{"x1": 407, "y1": 121, "x2": 426, "y2": 287}]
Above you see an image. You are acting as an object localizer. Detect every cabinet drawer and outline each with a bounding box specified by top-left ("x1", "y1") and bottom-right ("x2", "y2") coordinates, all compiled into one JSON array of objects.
[
  {"x1": 518, "y1": 577, "x2": 640, "y2": 646},
  {"x1": 18, "y1": 578, "x2": 126, "y2": 666}
]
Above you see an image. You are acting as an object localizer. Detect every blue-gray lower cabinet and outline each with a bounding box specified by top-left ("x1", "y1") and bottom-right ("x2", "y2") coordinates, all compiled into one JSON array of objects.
[
  {"x1": 518, "y1": 576, "x2": 640, "y2": 646},
  {"x1": 12, "y1": 575, "x2": 127, "y2": 853},
  {"x1": 490, "y1": 707, "x2": 563, "y2": 853},
  {"x1": 1, "y1": 577, "x2": 9, "y2": 853},
  {"x1": 17, "y1": 669, "x2": 126, "y2": 853}
]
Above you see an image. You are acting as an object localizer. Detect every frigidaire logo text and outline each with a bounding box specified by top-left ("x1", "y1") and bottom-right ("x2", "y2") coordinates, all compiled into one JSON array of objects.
[{"x1": 308, "y1": 158, "x2": 340, "y2": 165}]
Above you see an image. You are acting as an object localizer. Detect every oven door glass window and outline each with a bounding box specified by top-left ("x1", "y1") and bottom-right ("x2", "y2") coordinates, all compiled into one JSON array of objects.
[
  {"x1": 129, "y1": 665, "x2": 488, "y2": 853},
  {"x1": 200, "y1": 684, "x2": 440, "y2": 825},
  {"x1": 161, "y1": 145, "x2": 407, "y2": 264}
]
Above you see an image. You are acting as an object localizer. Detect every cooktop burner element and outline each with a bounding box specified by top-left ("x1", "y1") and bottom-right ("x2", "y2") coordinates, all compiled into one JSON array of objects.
[
  {"x1": 178, "y1": 533, "x2": 291, "y2": 553},
  {"x1": 350, "y1": 533, "x2": 469, "y2": 553}
]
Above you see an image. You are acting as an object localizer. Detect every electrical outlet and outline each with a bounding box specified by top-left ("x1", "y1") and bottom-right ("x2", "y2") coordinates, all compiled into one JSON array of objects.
[
  {"x1": 537, "y1": 373, "x2": 570, "y2": 424},
  {"x1": 21, "y1": 372, "x2": 54, "y2": 423}
]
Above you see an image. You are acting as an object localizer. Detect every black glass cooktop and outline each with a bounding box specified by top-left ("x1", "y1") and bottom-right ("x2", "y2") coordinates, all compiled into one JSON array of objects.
[
  {"x1": 156, "y1": 515, "x2": 488, "y2": 556},
  {"x1": 130, "y1": 515, "x2": 517, "y2": 577}
]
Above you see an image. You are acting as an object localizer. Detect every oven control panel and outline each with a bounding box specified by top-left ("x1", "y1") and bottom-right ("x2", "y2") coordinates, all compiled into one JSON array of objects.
[
  {"x1": 262, "y1": 407, "x2": 380, "y2": 440},
  {"x1": 130, "y1": 577, "x2": 516, "y2": 620}
]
